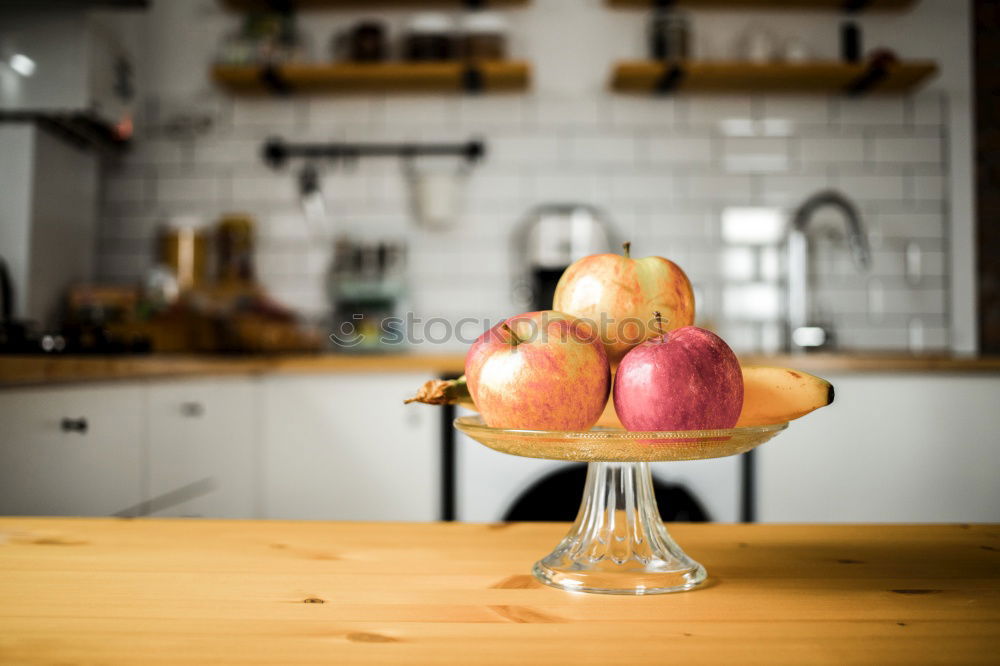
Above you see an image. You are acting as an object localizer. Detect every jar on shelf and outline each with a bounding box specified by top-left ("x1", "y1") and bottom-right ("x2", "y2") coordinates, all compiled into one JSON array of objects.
[
  {"x1": 461, "y1": 12, "x2": 508, "y2": 60},
  {"x1": 403, "y1": 13, "x2": 458, "y2": 62}
]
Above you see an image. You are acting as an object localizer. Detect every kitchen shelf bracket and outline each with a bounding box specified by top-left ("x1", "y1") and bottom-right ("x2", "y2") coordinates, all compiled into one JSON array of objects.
[
  {"x1": 654, "y1": 62, "x2": 685, "y2": 94},
  {"x1": 461, "y1": 64, "x2": 485, "y2": 93},
  {"x1": 845, "y1": 57, "x2": 890, "y2": 95},
  {"x1": 260, "y1": 64, "x2": 292, "y2": 94}
]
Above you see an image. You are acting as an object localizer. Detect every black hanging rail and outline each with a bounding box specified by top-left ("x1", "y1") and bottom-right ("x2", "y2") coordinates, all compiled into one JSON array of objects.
[{"x1": 263, "y1": 137, "x2": 486, "y2": 168}]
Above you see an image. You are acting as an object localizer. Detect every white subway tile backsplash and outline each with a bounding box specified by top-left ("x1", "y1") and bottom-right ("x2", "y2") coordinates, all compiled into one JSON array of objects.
[
  {"x1": 756, "y1": 174, "x2": 832, "y2": 207},
  {"x1": 610, "y1": 172, "x2": 676, "y2": 204},
  {"x1": 643, "y1": 134, "x2": 713, "y2": 165},
  {"x1": 835, "y1": 98, "x2": 906, "y2": 126},
  {"x1": 799, "y1": 135, "x2": 865, "y2": 164},
  {"x1": 680, "y1": 174, "x2": 754, "y2": 204},
  {"x1": 232, "y1": 99, "x2": 303, "y2": 129},
  {"x1": 608, "y1": 96, "x2": 677, "y2": 128},
  {"x1": 762, "y1": 96, "x2": 831, "y2": 126},
  {"x1": 911, "y1": 93, "x2": 945, "y2": 127},
  {"x1": 569, "y1": 134, "x2": 638, "y2": 165},
  {"x1": 872, "y1": 136, "x2": 942, "y2": 164},
  {"x1": 104, "y1": 176, "x2": 148, "y2": 205},
  {"x1": 685, "y1": 97, "x2": 754, "y2": 129},
  {"x1": 722, "y1": 137, "x2": 791, "y2": 174},
  {"x1": 911, "y1": 174, "x2": 946, "y2": 201},
  {"x1": 489, "y1": 132, "x2": 563, "y2": 165},
  {"x1": 459, "y1": 95, "x2": 528, "y2": 129},
  {"x1": 533, "y1": 96, "x2": 603, "y2": 128},
  {"x1": 156, "y1": 176, "x2": 221, "y2": 204},
  {"x1": 835, "y1": 174, "x2": 906, "y2": 201}
]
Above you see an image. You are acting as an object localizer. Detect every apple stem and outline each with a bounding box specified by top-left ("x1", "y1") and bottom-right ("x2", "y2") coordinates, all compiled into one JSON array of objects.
[
  {"x1": 500, "y1": 323, "x2": 523, "y2": 347},
  {"x1": 653, "y1": 311, "x2": 668, "y2": 335},
  {"x1": 622, "y1": 241, "x2": 631, "y2": 258}
]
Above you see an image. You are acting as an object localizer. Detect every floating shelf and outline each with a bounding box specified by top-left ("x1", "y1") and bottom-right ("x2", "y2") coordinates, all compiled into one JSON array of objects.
[
  {"x1": 611, "y1": 60, "x2": 937, "y2": 95},
  {"x1": 212, "y1": 61, "x2": 531, "y2": 94},
  {"x1": 221, "y1": 0, "x2": 528, "y2": 9},
  {"x1": 606, "y1": 0, "x2": 915, "y2": 10}
]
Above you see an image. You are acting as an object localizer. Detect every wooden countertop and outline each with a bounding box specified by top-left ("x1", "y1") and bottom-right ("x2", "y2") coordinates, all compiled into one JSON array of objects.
[
  {"x1": 1, "y1": 352, "x2": 1000, "y2": 387},
  {"x1": 0, "y1": 519, "x2": 996, "y2": 664}
]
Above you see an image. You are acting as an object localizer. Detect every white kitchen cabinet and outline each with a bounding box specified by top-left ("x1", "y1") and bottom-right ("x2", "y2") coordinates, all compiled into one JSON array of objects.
[
  {"x1": 261, "y1": 373, "x2": 439, "y2": 521},
  {"x1": 145, "y1": 378, "x2": 258, "y2": 518},
  {"x1": 0, "y1": 383, "x2": 145, "y2": 516},
  {"x1": 757, "y1": 373, "x2": 1000, "y2": 523}
]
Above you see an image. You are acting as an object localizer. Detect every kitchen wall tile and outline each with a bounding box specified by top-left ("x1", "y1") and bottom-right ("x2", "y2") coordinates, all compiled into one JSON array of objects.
[
  {"x1": 721, "y1": 137, "x2": 791, "y2": 174},
  {"x1": 103, "y1": 176, "x2": 149, "y2": 205},
  {"x1": 608, "y1": 96, "x2": 677, "y2": 128},
  {"x1": 834, "y1": 173, "x2": 906, "y2": 202},
  {"x1": 231, "y1": 99, "x2": 304, "y2": 129},
  {"x1": 488, "y1": 133, "x2": 564, "y2": 166},
  {"x1": 762, "y1": 96, "x2": 832, "y2": 127},
  {"x1": 910, "y1": 174, "x2": 946, "y2": 202},
  {"x1": 755, "y1": 173, "x2": 832, "y2": 207},
  {"x1": 610, "y1": 172, "x2": 677, "y2": 204},
  {"x1": 381, "y1": 96, "x2": 459, "y2": 128},
  {"x1": 679, "y1": 174, "x2": 754, "y2": 204},
  {"x1": 308, "y1": 97, "x2": 384, "y2": 129},
  {"x1": 911, "y1": 92, "x2": 945, "y2": 127},
  {"x1": 568, "y1": 134, "x2": 638, "y2": 165},
  {"x1": 872, "y1": 136, "x2": 943, "y2": 164},
  {"x1": 156, "y1": 176, "x2": 221, "y2": 205},
  {"x1": 532, "y1": 95, "x2": 603, "y2": 128},
  {"x1": 835, "y1": 98, "x2": 906, "y2": 126},
  {"x1": 799, "y1": 134, "x2": 866, "y2": 165},
  {"x1": 459, "y1": 95, "x2": 528, "y2": 129},
  {"x1": 643, "y1": 134, "x2": 714, "y2": 165},
  {"x1": 684, "y1": 97, "x2": 755, "y2": 129}
]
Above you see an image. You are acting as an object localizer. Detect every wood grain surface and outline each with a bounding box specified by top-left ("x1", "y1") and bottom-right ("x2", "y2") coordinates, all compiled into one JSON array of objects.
[{"x1": 0, "y1": 519, "x2": 997, "y2": 664}]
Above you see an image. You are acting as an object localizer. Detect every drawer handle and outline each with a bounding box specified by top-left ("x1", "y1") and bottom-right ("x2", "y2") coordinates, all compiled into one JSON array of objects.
[
  {"x1": 180, "y1": 402, "x2": 204, "y2": 418},
  {"x1": 60, "y1": 417, "x2": 88, "y2": 434}
]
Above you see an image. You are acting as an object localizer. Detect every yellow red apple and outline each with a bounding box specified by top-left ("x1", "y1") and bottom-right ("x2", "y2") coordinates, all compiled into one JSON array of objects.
[
  {"x1": 553, "y1": 243, "x2": 695, "y2": 364},
  {"x1": 613, "y1": 323, "x2": 743, "y2": 431},
  {"x1": 465, "y1": 311, "x2": 610, "y2": 430}
]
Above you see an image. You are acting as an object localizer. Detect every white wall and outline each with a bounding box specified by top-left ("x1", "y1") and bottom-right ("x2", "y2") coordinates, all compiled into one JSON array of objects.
[{"x1": 98, "y1": 0, "x2": 972, "y2": 353}]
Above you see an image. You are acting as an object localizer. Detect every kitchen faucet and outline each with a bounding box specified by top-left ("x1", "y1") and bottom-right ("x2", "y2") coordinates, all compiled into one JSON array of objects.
[{"x1": 786, "y1": 190, "x2": 871, "y2": 352}]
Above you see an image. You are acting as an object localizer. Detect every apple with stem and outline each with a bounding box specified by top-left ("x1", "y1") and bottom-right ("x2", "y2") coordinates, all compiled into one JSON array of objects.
[
  {"x1": 613, "y1": 314, "x2": 743, "y2": 431},
  {"x1": 465, "y1": 311, "x2": 610, "y2": 430},
  {"x1": 553, "y1": 242, "x2": 695, "y2": 365}
]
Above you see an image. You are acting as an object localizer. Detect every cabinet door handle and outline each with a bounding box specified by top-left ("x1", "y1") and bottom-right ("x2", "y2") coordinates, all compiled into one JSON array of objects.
[
  {"x1": 60, "y1": 417, "x2": 88, "y2": 434},
  {"x1": 180, "y1": 402, "x2": 204, "y2": 418}
]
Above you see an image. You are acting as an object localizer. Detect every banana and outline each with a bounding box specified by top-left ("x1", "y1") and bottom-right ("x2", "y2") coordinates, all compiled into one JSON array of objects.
[
  {"x1": 407, "y1": 365, "x2": 834, "y2": 429},
  {"x1": 736, "y1": 365, "x2": 834, "y2": 427}
]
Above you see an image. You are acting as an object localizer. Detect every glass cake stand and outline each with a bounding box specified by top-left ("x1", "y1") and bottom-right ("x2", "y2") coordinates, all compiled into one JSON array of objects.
[{"x1": 454, "y1": 415, "x2": 788, "y2": 595}]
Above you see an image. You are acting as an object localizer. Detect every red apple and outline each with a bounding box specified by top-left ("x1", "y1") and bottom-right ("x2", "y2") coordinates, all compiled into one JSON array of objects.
[
  {"x1": 465, "y1": 311, "x2": 610, "y2": 430},
  {"x1": 613, "y1": 323, "x2": 743, "y2": 431},
  {"x1": 553, "y1": 243, "x2": 695, "y2": 365}
]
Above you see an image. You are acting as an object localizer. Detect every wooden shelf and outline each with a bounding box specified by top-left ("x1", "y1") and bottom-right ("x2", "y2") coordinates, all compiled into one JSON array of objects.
[
  {"x1": 611, "y1": 60, "x2": 937, "y2": 95},
  {"x1": 606, "y1": 0, "x2": 915, "y2": 10},
  {"x1": 221, "y1": 0, "x2": 528, "y2": 9},
  {"x1": 212, "y1": 61, "x2": 531, "y2": 94}
]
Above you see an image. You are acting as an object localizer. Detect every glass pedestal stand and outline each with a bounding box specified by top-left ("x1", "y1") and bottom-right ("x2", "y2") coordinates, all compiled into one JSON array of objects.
[
  {"x1": 454, "y1": 415, "x2": 788, "y2": 596},
  {"x1": 534, "y1": 461, "x2": 705, "y2": 594}
]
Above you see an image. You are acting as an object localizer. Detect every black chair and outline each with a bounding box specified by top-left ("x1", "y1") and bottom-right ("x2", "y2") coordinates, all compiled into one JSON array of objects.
[{"x1": 502, "y1": 463, "x2": 710, "y2": 523}]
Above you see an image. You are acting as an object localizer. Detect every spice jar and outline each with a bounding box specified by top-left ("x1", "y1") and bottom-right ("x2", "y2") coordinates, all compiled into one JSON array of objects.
[
  {"x1": 461, "y1": 12, "x2": 507, "y2": 60},
  {"x1": 215, "y1": 213, "x2": 256, "y2": 286},
  {"x1": 403, "y1": 13, "x2": 457, "y2": 62}
]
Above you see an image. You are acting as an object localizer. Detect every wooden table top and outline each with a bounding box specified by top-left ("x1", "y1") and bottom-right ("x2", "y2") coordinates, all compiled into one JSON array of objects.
[{"x1": 1, "y1": 519, "x2": 997, "y2": 664}]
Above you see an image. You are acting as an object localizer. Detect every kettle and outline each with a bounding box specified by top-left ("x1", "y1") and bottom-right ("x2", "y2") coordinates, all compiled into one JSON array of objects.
[{"x1": 511, "y1": 204, "x2": 620, "y2": 311}]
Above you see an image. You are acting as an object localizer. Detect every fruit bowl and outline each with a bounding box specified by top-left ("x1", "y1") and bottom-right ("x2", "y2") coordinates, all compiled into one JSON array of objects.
[{"x1": 454, "y1": 415, "x2": 789, "y2": 596}]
